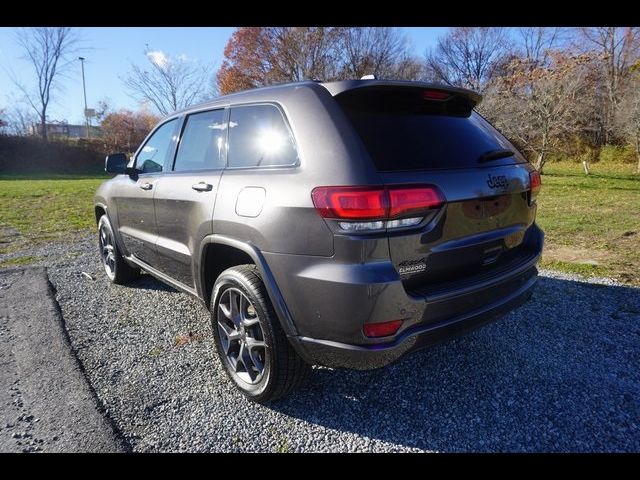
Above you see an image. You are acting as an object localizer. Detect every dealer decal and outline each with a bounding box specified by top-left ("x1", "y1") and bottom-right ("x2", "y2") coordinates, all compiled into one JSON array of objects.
[{"x1": 398, "y1": 260, "x2": 427, "y2": 276}]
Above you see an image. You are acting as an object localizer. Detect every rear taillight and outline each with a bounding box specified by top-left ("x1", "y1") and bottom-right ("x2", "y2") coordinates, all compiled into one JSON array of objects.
[
  {"x1": 311, "y1": 186, "x2": 388, "y2": 220},
  {"x1": 388, "y1": 187, "x2": 443, "y2": 218},
  {"x1": 363, "y1": 319, "x2": 403, "y2": 338},
  {"x1": 311, "y1": 185, "x2": 444, "y2": 233},
  {"x1": 529, "y1": 170, "x2": 541, "y2": 205}
]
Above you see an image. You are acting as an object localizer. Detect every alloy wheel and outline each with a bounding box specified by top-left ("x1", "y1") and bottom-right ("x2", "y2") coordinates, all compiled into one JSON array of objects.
[
  {"x1": 217, "y1": 287, "x2": 268, "y2": 385},
  {"x1": 99, "y1": 223, "x2": 116, "y2": 278}
]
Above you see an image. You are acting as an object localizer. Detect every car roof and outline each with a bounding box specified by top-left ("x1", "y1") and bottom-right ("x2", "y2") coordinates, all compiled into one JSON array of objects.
[{"x1": 171, "y1": 79, "x2": 482, "y2": 117}]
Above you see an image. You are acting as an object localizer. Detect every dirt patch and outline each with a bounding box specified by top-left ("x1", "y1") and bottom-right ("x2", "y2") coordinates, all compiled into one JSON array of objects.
[{"x1": 543, "y1": 245, "x2": 609, "y2": 266}]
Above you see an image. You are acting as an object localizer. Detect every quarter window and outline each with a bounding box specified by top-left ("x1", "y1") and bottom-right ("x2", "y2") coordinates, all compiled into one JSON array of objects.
[
  {"x1": 228, "y1": 105, "x2": 298, "y2": 168},
  {"x1": 135, "y1": 119, "x2": 178, "y2": 174},
  {"x1": 174, "y1": 109, "x2": 227, "y2": 171}
]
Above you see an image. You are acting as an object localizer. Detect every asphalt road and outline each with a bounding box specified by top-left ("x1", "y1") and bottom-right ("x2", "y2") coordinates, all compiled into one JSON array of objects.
[{"x1": 0, "y1": 267, "x2": 125, "y2": 453}]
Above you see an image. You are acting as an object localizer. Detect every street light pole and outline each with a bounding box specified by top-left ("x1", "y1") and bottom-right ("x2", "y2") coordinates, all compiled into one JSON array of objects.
[{"x1": 78, "y1": 56, "x2": 89, "y2": 138}]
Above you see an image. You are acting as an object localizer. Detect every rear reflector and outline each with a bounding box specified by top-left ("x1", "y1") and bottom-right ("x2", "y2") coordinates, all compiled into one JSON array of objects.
[
  {"x1": 338, "y1": 221, "x2": 385, "y2": 232},
  {"x1": 363, "y1": 320, "x2": 404, "y2": 338},
  {"x1": 311, "y1": 185, "x2": 444, "y2": 221},
  {"x1": 529, "y1": 170, "x2": 541, "y2": 204}
]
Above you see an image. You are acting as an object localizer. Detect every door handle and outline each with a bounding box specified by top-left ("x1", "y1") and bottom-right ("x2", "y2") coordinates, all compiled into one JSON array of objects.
[
  {"x1": 139, "y1": 182, "x2": 153, "y2": 191},
  {"x1": 191, "y1": 182, "x2": 213, "y2": 192}
]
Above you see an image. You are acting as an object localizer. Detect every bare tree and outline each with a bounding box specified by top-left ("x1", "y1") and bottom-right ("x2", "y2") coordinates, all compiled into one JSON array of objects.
[
  {"x1": 578, "y1": 27, "x2": 640, "y2": 143},
  {"x1": 2, "y1": 103, "x2": 39, "y2": 136},
  {"x1": 0, "y1": 108, "x2": 7, "y2": 134},
  {"x1": 90, "y1": 98, "x2": 113, "y2": 125},
  {"x1": 338, "y1": 27, "x2": 420, "y2": 80},
  {"x1": 482, "y1": 52, "x2": 598, "y2": 173},
  {"x1": 123, "y1": 48, "x2": 212, "y2": 116},
  {"x1": 516, "y1": 27, "x2": 566, "y2": 66},
  {"x1": 425, "y1": 27, "x2": 509, "y2": 92},
  {"x1": 12, "y1": 27, "x2": 80, "y2": 141},
  {"x1": 616, "y1": 72, "x2": 640, "y2": 173}
]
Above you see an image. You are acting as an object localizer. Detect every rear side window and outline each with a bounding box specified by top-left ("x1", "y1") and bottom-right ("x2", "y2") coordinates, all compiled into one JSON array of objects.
[
  {"x1": 135, "y1": 118, "x2": 178, "y2": 173},
  {"x1": 336, "y1": 88, "x2": 525, "y2": 171},
  {"x1": 174, "y1": 109, "x2": 226, "y2": 171},
  {"x1": 228, "y1": 104, "x2": 298, "y2": 168}
]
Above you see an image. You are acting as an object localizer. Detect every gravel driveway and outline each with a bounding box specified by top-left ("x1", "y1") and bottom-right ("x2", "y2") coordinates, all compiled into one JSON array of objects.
[{"x1": 4, "y1": 233, "x2": 640, "y2": 452}]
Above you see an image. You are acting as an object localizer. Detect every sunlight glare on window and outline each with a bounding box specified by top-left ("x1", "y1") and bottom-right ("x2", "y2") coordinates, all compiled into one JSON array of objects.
[
  {"x1": 217, "y1": 136, "x2": 223, "y2": 157},
  {"x1": 255, "y1": 128, "x2": 286, "y2": 155}
]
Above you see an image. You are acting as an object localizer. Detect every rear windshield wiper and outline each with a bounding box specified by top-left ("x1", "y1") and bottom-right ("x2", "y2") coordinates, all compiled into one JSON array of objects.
[{"x1": 478, "y1": 149, "x2": 514, "y2": 163}]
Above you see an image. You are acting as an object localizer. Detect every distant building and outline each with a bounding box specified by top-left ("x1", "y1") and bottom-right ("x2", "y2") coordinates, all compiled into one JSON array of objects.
[{"x1": 30, "y1": 121, "x2": 102, "y2": 138}]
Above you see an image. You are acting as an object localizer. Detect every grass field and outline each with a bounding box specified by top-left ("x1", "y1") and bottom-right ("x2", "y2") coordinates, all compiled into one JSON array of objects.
[
  {"x1": 0, "y1": 165, "x2": 638, "y2": 284},
  {"x1": 536, "y1": 162, "x2": 639, "y2": 284},
  {"x1": 0, "y1": 174, "x2": 109, "y2": 263}
]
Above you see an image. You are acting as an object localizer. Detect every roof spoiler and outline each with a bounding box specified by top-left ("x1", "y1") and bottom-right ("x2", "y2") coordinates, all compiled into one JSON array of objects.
[{"x1": 321, "y1": 80, "x2": 482, "y2": 109}]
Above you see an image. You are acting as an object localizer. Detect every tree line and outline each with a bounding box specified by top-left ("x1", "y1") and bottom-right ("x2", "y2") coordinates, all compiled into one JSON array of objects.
[
  {"x1": 2, "y1": 27, "x2": 639, "y2": 172},
  {"x1": 217, "y1": 27, "x2": 640, "y2": 173}
]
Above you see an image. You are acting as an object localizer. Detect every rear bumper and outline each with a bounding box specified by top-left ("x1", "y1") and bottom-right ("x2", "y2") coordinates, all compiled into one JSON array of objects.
[
  {"x1": 293, "y1": 269, "x2": 537, "y2": 369},
  {"x1": 263, "y1": 223, "x2": 543, "y2": 369}
]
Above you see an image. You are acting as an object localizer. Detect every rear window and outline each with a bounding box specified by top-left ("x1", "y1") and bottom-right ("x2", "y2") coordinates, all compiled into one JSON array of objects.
[{"x1": 336, "y1": 88, "x2": 525, "y2": 172}]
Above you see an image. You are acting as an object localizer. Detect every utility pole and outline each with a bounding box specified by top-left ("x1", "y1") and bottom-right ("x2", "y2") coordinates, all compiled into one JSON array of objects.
[{"x1": 78, "y1": 56, "x2": 89, "y2": 138}]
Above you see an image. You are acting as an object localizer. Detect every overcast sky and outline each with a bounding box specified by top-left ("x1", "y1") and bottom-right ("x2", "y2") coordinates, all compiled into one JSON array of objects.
[{"x1": 0, "y1": 27, "x2": 448, "y2": 124}]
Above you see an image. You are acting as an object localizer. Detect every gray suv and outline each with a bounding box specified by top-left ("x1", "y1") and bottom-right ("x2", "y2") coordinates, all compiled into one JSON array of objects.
[{"x1": 95, "y1": 79, "x2": 544, "y2": 402}]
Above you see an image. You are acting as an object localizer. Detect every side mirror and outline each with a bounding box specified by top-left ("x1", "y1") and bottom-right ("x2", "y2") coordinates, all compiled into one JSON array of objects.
[{"x1": 105, "y1": 153, "x2": 129, "y2": 174}]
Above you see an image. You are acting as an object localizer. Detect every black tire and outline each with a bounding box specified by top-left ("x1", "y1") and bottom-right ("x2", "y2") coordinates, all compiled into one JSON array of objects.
[
  {"x1": 211, "y1": 264, "x2": 310, "y2": 403},
  {"x1": 97, "y1": 215, "x2": 140, "y2": 285}
]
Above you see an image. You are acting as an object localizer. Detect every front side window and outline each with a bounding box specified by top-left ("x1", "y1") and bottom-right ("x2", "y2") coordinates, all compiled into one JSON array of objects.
[
  {"x1": 173, "y1": 109, "x2": 227, "y2": 171},
  {"x1": 135, "y1": 119, "x2": 178, "y2": 174},
  {"x1": 228, "y1": 104, "x2": 298, "y2": 168}
]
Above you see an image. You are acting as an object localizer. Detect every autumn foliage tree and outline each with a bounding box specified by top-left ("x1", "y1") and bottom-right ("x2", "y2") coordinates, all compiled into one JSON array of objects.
[
  {"x1": 100, "y1": 109, "x2": 159, "y2": 153},
  {"x1": 217, "y1": 28, "x2": 339, "y2": 94},
  {"x1": 216, "y1": 27, "x2": 421, "y2": 95},
  {"x1": 481, "y1": 52, "x2": 598, "y2": 173}
]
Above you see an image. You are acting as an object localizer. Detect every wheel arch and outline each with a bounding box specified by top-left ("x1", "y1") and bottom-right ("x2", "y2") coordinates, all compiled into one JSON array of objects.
[
  {"x1": 198, "y1": 235, "x2": 300, "y2": 340},
  {"x1": 94, "y1": 203, "x2": 108, "y2": 225}
]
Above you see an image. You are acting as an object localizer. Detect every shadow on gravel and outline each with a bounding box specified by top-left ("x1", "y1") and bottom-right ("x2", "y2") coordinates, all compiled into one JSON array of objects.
[
  {"x1": 270, "y1": 276, "x2": 640, "y2": 452},
  {"x1": 127, "y1": 274, "x2": 179, "y2": 293}
]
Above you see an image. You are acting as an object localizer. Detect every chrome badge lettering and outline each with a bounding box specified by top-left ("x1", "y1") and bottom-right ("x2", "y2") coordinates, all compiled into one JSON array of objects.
[{"x1": 487, "y1": 174, "x2": 508, "y2": 189}]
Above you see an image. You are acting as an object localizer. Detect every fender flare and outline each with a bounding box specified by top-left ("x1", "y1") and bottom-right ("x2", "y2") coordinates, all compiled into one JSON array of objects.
[{"x1": 197, "y1": 235, "x2": 300, "y2": 340}]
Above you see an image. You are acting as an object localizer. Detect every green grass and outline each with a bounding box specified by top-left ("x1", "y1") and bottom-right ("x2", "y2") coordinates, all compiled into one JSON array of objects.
[
  {"x1": 537, "y1": 162, "x2": 640, "y2": 284},
  {"x1": 0, "y1": 166, "x2": 638, "y2": 284},
  {"x1": 0, "y1": 174, "x2": 110, "y2": 244},
  {"x1": 0, "y1": 255, "x2": 38, "y2": 268}
]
